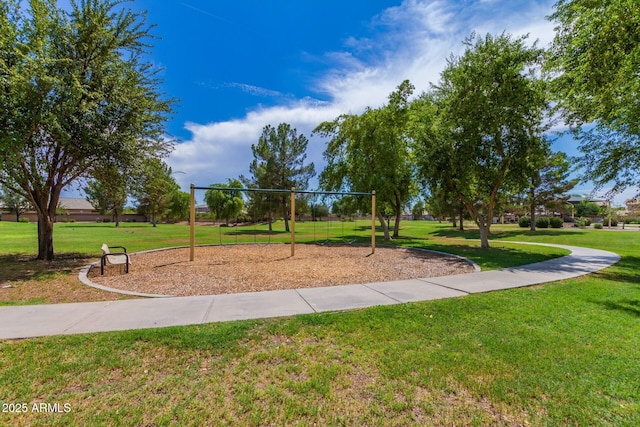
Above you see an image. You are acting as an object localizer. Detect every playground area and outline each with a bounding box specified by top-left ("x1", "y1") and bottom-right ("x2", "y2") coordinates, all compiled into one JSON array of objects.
[{"x1": 87, "y1": 244, "x2": 475, "y2": 297}]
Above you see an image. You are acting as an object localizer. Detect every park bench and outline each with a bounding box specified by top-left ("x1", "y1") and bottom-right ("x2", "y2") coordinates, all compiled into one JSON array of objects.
[{"x1": 100, "y1": 243, "x2": 131, "y2": 275}]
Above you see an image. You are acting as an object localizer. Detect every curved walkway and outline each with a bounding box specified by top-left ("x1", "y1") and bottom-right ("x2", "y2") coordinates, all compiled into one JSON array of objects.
[{"x1": 0, "y1": 243, "x2": 620, "y2": 340}]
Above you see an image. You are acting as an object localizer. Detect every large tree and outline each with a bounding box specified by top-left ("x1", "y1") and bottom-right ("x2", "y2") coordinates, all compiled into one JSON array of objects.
[
  {"x1": 0, "y1": 185, "x2": 31, "y2": 221},
  {"x1": 547, "y1": 0, "x2": 640, "y2": 195},
  {"x1": 167, "y1": 190, "x2": 191, "y2": 222},
  {"x1": 0, "y1": 0, "x2": 173, "y2": 259},
  {"x1": 204, "y1": 179, "x2": 245, "y2": 226},
  {"x1": 84, "y1": 165, "x2": 128, "y2": 227},
  {"x1": 525, "y1": 151, "x2": 577, "y2": 231},
  {"x1": 133, "y1": 158, "x2": 178, "y2": 227},
  {"x1": 315, "y1": 81, "x2": 416, "y2": 240},
  {"x1": 241, "y1": 123, "x2": 315, "y2": 233},
  {"x1": 414, "y1": 33, "x2": 549, "y2": 248}
]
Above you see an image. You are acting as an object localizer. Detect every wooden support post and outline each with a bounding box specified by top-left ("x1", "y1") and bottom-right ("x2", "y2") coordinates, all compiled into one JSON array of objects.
[
  {"x1": 190, "y1": 184, "x2": 195, "y2": 262},
  {"x1": 291, "y1": 187, "x2": 296, "y2": 257},
  {"x1": 371, "y1": 190, "x2": 376, "y2": 255}
]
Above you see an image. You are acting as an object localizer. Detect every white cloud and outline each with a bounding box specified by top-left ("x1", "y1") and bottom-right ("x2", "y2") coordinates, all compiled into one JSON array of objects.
[
  {"x1": 168, "y1": 0, "x2": 560, "y2": 193},
  {"x1": 168, "y1": 99, "x2": 343, "y2": 191}
]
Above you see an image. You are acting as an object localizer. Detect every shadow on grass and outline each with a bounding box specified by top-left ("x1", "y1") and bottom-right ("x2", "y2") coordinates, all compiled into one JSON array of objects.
[
  {"x1": 430, "y1": 228, "x2": 588, "y2": 240},
  {"x1": 597, "y1": 298, "x2": 640, "y2": 317},
  {"x1": 589, "y1": 256, "x2": 640, "y2": 286},
  {"x1": 585, "y1": 255, "x2": 640, "y2": 318},
  {"x1": 223, "y1": 229, "x2": 289, "y2": 236},
  {"x1": 0, "y1": 253, "x2": 89, "y2": 283},
  {"x1": 377, "y1": 238, "x2": 567, "y2": 270}
]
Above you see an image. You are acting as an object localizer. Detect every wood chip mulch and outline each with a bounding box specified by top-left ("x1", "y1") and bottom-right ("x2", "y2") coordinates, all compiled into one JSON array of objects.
[{"x1": 87, "y1": 244, "x2": 475, "y2": 297}]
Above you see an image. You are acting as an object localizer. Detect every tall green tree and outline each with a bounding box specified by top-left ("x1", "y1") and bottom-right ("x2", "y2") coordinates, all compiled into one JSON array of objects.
[
  {"x1": 547, "y1": 0, "x2": 640, "y2": 194},
  {"x1": 315, "y1": 81, "x2": 416, "y2": 240},
  {"x1": 409, "y1": 92, "x2": 463, "y2": 230},
  {"x1": 424, "y1": 186, "x2": 466, "y2": 230},
  {"x1": 411, "y1": 200, "x2": 425, "y2": 220},
  {"x1": 525, "y1": 151, "x2": 577, "y2": 231},
  {"x1": 133, "y1": 158, "x2": 178, "y2": 227},
  {"x1": 575, "y1": 201, "x2": 601, "y2": 217},
  {"x1": 0, "y1": 0, "x2": 173, "y2": 259},
  {"x1": 204, "y1": 179, "x2": 245, "y2": 225},
  {"x1": 84, "y1": 166, "x2": 128, "y2": 227},
  {"x1": 241, "y1": 123, "x2": 315, "y2": 233},
  {"x1": 414, "y1": 33, "x2": 549, "y2": 248},
  {"x1": 167, "y1": 191, "x2": 190, "y2": 222},
  {"x1": 0, "y1": 185, "x2": 31, "y2": 221}
]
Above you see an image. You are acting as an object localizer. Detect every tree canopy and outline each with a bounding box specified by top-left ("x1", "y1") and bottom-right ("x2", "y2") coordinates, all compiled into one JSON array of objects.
[
  {"x1": 524, "y1": 151, "x2": 577, "y2": 231},
  {"x1": 414, "y1": 33, "x2": 549, "y2": 248},
  {"x1": 84, "y1": 165, "x2": 128, "y2": 227},
  {"x1": 0, "y1": 0, "x2": 174, "y2": 259},
  {"x1": 133, "y1": 158, "x2": 179, "y2": 227},
  {"x1": 204, "y1": 180, "x2": 245, "y2": 225},
  {"x1": 241, "y1": 123, "x2": 315, "y2": 232},
  {"x1": 547, "y1": 0, "x2": 640, "y2": 195},
  {"x1": 315, "y1": 81, "x2": 416, "y2": 240}
]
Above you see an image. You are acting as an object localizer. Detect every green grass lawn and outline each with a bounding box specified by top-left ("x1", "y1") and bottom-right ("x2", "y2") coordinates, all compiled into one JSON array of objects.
[
  {"x1": 0, "y1": 220, "x2": 638, "y2": 425},
  {"x1": 0, "y1": 219, "x2": 570, "y2": 269}
]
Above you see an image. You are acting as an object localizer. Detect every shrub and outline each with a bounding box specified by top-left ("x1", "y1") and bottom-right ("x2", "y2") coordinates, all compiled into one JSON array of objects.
[
  {"x1": 18, "y1": 217, "x2": 29, "y2": 223},
  {"x1": 594, "y1": 223, "x2": 603, "y2": 229},
  {"x1": 606, "y1": 218, "x2": 618, "y2": 227},
  {"x1": 535, "y1": 217, "x2": 549, "y2": 228},
  {"x1": 549, "y1": 217, "x2": 563, "y2": 228},
  {"x1": 102, "y1": 218, "x2": 111, "y2": 223},
  {"x1": 575, "y1": 217, "x2": 591, "y2": 228},
  {"x1": 518, "y1": 217, "x2": 531, "y2": 228}
]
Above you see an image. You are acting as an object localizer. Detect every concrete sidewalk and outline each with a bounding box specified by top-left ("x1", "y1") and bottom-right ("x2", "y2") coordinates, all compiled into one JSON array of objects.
[{"x1": 0, "y1": 243, "x2": 620, "y2": 340}]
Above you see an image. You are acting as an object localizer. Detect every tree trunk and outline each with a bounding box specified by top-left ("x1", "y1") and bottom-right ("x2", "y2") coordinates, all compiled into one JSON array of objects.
[
  {"x1": 393, "y1": 202, "x2": 401, "y2": 238},
  {"x1": 529, "y1": 187, "x2": 536, "y2": 232},
  {"x1": 458, "y1": 203, "x2": 464, "y2": 231},
  {"x1": 37, "y1": 213, "x2": 54, "y2": 260},
  {"x1": 376, "y1": 211, "x2": 391, "y2": 240},
  {"x1": 479, "y1": 222, "x2": 490, "y2": 249},
  {"x1": 31, "y1": 189, "x2": 61, "y2": 261},
  {"x1": 114, "y1": 209, "x2": 120, "y2": 227}
]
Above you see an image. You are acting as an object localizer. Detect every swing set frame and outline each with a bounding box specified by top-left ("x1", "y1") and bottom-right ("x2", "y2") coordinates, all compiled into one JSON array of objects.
[{"x1": 189, "y1": 184, "x2": 376, "y2": 261}]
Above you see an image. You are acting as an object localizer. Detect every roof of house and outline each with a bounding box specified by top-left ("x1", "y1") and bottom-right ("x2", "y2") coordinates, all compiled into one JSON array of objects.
[
  {"x1": 566, "y1": 195, "x2": 606, "y2": 204},
  {"x1": 57, "y1": 198, "x2": 96, "y2": 211}
]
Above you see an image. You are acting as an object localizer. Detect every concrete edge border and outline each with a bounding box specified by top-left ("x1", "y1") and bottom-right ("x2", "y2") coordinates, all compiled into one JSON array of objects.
[{"x1": 77, "y1": 244, "x2": 481, "y2": 299}]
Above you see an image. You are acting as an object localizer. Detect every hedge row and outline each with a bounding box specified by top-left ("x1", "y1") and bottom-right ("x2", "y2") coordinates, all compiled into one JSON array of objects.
[{"x1": 518, "y1": 217, "x2": 563, "y2": 229}]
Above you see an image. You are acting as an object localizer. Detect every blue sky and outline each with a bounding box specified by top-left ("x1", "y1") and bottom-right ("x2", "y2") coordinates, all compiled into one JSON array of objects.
[{"x1": 115, "y1": 0, "x2": 632, "y2": 206}]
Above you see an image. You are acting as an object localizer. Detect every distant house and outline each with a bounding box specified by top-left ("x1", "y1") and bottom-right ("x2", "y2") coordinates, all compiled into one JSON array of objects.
[
  {"x1": 57, "y1": 197, "x2": 97, "y2": 214},
  {"x1": 623, "y1": 198, "x2": 640, "y2": 216},
  {"x1": 565, "y1": 195, "x2": 607, "y2": 207},
  {"x1": 1, "y1": 197, "x2": 145, "y2": 223}
]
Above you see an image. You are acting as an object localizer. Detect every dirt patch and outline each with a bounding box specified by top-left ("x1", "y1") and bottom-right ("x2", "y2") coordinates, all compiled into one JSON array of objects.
[
  {"x1": 87, "y1": 244, "x2": 475, "y2": 297},
  {"x1": 1, "y1": 254, "x2": 129, "y2": 304}
]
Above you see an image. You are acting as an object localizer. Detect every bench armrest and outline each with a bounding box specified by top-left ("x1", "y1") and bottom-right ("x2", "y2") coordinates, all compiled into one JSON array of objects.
[{"x1": 100, "y1": 252, "x2": 131, "y2": 275}]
